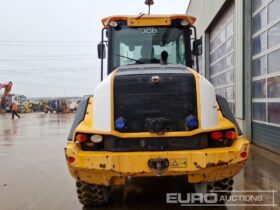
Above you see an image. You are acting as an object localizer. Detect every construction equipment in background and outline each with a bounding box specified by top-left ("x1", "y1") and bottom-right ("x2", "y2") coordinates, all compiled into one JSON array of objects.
[
  {"x1": 64, "y1": 100, "x2": 78, "y2": 113},
  {"x1": 21, "y1": 101, "x2": 33, "y2": 113},
  {"x1": 43, "y1": 100, "x2": 54, "y2": 113},
  {"x1": 0, "y1": 81, "x2": 13, "y2": 113},
  {"x1": 30, "y1": 101, "x2": 43, "y2": 112},
  {"x1": 43, "y1": 99, "x2": 78, "y2": 114},
  {"x1": 5, "y1": 94, "x2": 29, "y2": 113}
]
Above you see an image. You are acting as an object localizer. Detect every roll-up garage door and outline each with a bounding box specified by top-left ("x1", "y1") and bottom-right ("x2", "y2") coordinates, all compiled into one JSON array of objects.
[
  {"x1": 209, "y1": 2, "x2": 236, "y2": 115},
  {"x1": 251, "y1": 0, "x2": 280, "y2": 154}
]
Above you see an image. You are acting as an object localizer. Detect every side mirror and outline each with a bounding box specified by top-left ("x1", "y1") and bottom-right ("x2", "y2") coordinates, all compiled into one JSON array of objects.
[
  {"x1": 97, "y1": 43, "x2": 106, "y2": 59},
  {"x1": 193, "y1": 39, "x2": 202, "y2": 56}
]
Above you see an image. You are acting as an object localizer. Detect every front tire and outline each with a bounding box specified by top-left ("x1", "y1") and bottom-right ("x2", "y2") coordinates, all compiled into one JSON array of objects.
[{"x1": 76, "y1": 181, "x2": 111, "y2": 206}]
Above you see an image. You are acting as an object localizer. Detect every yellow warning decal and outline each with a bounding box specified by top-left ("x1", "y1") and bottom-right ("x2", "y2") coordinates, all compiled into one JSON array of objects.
[{"x1": 170, "y1": 159, "x2": 187, "y2": 168}]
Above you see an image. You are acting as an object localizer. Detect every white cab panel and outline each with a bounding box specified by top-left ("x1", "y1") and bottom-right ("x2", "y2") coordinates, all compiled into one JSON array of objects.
[
  {"x1": 199, "y1": 76, "x2": 218, "y2": 128},
  {"x1": 92, "y1": 73, "x2": 113, "y2": 132}
]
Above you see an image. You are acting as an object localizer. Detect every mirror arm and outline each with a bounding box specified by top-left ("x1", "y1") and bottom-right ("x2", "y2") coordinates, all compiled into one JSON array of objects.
[
  {"x1": 190, "y1": 26, "x2": 199, "y2": 73},
  {"x1": 100, "y1": 28, "x2": 106, "y2": 81}
]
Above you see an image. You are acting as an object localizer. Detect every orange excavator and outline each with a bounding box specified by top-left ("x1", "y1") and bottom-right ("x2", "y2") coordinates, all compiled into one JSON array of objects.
[{"x1": 0, "y1": 81, "x2": 13, "y2": 110}]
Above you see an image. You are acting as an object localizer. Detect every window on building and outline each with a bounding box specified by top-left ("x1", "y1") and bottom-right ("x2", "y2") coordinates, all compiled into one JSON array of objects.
[
  {"x1": 252, "y1": 0, "x2": 267, "y2": 13},
  {"x1": 252, "y1": 0, "x2": 280, "y2": 126}
]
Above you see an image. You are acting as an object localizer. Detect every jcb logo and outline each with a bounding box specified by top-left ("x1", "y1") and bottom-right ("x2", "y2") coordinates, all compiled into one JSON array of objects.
[{"x1": 142, "y1": 28, "x2": 158, "y2": 34}]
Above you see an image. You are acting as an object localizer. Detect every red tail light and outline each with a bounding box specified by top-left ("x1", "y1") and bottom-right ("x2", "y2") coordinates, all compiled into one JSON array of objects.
[
  {"x1": 210, "y1": 131, "x2": 223, "y2": 141},
  {"x1": 75, "y1": 134, "x2": 89, "y2": 143},
  {"x1": 225, "y1": 130, "x2": 237, "y2": 140},
  {"x1": 67, "y1": 156, "x2": 75, "y2": 163},
  {"x1": 240, "y1": 151, "x2": 247, "y2": 158}
]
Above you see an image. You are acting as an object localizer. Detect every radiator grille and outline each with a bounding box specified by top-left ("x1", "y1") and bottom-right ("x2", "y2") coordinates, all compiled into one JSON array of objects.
[{"x1": 114, "y1": 70, "x2": 197, "y2": 132}]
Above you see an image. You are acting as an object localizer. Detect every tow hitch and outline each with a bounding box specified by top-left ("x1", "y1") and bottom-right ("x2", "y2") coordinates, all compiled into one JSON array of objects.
[{"x1": 148, "y1": 158, "x2": 169, "y2": 175}]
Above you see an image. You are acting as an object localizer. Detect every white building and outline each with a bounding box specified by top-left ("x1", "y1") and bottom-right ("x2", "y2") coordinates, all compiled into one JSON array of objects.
[{"x1": 187, "y1": 0, "x2": 280, "y2": 154}]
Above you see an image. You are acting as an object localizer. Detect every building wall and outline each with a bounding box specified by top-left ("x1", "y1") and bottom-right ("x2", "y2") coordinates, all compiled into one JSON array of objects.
[
  {"x1": 187, "y1": 0, "x2": 226, "y2": 37},
  {"x1": 187, "y1": 0, "x2": 280, "y2": 154},
  {"x1": 187, "y1": 0, "x2": 244, "y2": 126}
]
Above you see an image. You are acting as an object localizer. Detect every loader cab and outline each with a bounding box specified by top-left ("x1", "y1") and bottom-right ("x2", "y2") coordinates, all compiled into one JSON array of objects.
[{"x1": 98, "y1": 15, "x2": 201, "y2": 80}]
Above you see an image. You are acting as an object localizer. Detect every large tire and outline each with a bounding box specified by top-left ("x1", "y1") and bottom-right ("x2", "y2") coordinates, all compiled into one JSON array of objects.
[{"x1": 76, "y1": 181, "x2": 111, "y2": 206}]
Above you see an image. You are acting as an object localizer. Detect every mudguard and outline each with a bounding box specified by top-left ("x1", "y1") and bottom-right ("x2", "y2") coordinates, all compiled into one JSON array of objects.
[
  {"x1": 67, "y1": 97, "x2": 90, "y2": 141},
  {"x1": 216, "y1": 95, "x2": 242, "y2": 135}
]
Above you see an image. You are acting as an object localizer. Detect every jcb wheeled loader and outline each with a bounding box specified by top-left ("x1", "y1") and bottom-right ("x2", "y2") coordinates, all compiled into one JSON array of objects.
[{"x1": 65, "y1": 13, "x2": 250, "y2": 206}]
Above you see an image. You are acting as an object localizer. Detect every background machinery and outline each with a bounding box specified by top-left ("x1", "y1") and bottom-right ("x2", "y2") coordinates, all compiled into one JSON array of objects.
[
  {"x1": 0, "y1": 81, "x2": 13, "y2": 113},
  {"x1": 43, "y1": 99, "x2": 78, "y2": 114}
]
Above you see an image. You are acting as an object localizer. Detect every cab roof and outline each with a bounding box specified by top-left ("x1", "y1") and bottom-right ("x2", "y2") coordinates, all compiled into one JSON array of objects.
[{"x1": 102, "y1": 14, "x2": 196, "y2": 28}]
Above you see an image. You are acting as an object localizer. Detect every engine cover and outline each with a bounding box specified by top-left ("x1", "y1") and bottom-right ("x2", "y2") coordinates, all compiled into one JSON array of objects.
[{"x1": 113, "y1": 65, "x2": 197, "y2": 133}]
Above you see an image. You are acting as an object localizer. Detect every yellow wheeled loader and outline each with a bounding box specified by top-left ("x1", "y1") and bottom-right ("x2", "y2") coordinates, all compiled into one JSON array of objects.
[{"x1": 65, "y1": 9, "x2": 250, "y2": 206}]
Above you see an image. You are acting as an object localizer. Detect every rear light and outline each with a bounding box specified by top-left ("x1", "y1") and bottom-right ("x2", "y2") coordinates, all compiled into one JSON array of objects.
[
  {"x1": 209, "y1": 129, "x2": 237, "y2": 147},
  {"x1": 225, "y1": 130, "x2": 237, "y2": 140},
  {"x1": 90, "y1": 134, "x2": 103, "y2": 143},
  {"x1": 115, "y1": 117, "x2": 127, "y2": 131},
  {"x1": 75, "y1": 134, "x2": 89, "y2": 143},
  {"x1": 240, "y1": 151, "x2": 248, "y2": 158},
  {"x1": 67, "y1": 156, "x2": 75, "y2": 164},
  {"x1": 210, "y1": 131, "x2": 223, "y2": 141},
  {"x1": 185, "y1": 115, "x2": 198, "y2": 130}
]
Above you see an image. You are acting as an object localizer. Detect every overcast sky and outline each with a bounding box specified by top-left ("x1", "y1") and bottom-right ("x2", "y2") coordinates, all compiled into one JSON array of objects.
[{"x1": 0, "y1": 0, "x2": 190, "y2": 98}]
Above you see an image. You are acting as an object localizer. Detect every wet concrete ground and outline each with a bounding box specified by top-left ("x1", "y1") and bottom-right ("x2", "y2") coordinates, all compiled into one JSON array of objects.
[{"x1": 0, "y1": 113, "x2": 279, "y2": 210}]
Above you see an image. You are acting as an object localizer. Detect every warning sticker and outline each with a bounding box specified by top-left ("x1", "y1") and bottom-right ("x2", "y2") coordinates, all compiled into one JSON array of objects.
[{"x1": 170, "y1": 159, "x2": 187, "y2": 168}]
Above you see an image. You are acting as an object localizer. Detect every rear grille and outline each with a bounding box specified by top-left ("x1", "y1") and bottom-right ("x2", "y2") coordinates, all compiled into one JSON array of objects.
[
  {"x1": 114, "y1": 69, "x2": 197, "y2": 133},
  {"x1": 81, "y1": 134, "x2": 208, "y2": 152}
]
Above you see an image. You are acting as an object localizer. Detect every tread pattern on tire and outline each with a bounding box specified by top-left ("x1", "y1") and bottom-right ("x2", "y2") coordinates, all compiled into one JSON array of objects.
[
  {"x1": 207, "y1": 177, "x2": 234, "y2": 200},
  {"x1": 76, "y1": 181, "x2": 111, "y2": 206}
]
